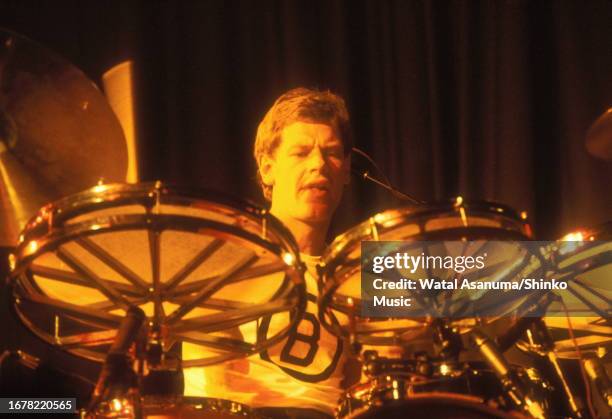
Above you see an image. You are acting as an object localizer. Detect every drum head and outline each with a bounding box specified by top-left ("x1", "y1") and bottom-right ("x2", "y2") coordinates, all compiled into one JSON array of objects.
[{"x1": 10, "y1": 182, "x2": 306, "y2": 366}]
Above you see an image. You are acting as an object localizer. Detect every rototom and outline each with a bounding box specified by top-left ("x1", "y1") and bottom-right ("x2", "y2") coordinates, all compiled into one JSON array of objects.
[
  {"x1": 318, "y1": 198, "x2": 537, "y2": 348},
  {"x1": 9, "y1": 181, "x2": 307, "y2": 367}
]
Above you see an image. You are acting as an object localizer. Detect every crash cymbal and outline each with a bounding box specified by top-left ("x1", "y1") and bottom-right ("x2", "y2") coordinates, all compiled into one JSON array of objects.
[
  {"x1": 0, "y1": 29, "x2": 127, "y2": 246},
  {"x1": 586, "y1": 108, "x2": 612, "y2": 160}
]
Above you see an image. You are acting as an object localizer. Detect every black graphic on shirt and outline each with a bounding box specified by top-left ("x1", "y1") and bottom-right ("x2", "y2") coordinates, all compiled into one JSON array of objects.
[{"x1": 258, "y1": 294, "x2": 343, "y2": 383}]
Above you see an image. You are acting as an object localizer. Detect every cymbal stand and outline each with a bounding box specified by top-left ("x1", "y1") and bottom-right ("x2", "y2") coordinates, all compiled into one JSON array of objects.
[
  {"x1": 518, "y1": 319, "x2": 585, "y2": 418},
  {"x1": 582, "y1": 351, "x2": 612, "y2": 412},
  {"x1": 87, "y1": 306, "x2": 145, "y2": 419}
]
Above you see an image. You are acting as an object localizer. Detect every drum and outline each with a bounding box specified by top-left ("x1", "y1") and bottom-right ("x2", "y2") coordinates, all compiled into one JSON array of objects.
[
  {"x1": 9, "y1": 182, "x2": 306, "y2": 368},
  {"x1": 318, "y1": 198, "x2": 540, "y2": 348},
  {"x1": 541, "y1": 223, "x2": 611, "y2": 358},
  {"x1": 511, "y1": 223, "x2": 611, "y2": 418},
  {"x1": 337, "y1": 361, "x2": 549, "y2": 419},
  {"x1": 340, "y1": 394, "x2": 522, "y2": 419},
  {"x1": 93, "y1": 395, "x2": 266, "y2": 418}
]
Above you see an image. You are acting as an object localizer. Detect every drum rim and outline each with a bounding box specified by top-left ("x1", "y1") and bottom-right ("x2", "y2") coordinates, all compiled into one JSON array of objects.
[
  {"x1": 15, "y1": 181, "x2": 298, "y2": 255},
  {"x1": 322, "y1": 199, "x2": 532, "y2": 268},
  {"x1": 14, "y1": 212, "x2": 294, "y2": 274},
  {"x1": 552, "y1": 221, "x2": 612, "y2": 263}
]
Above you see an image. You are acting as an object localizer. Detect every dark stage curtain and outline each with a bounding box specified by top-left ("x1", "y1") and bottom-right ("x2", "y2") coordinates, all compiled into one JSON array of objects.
[{"x1": 1, "y1": 0, "x2": 611, "y2": 241}]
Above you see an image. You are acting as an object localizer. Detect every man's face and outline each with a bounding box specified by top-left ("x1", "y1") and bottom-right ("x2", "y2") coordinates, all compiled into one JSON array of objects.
[{"x1": 261, "y1": 121, "x2": 350, "y2": 225}]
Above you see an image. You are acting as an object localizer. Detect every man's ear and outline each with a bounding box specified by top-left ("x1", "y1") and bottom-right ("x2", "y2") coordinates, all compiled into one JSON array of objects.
[
  {"x1": 342, "y1": 155, "x2": 351, "y2": 185},
  {"x1": 259, "y1": 155, "x2": 276, "y2": 187}
]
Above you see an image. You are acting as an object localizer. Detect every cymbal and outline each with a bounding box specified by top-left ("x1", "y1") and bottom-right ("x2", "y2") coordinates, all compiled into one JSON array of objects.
[
  {"x1": 0, "y1": 29, "x2": 127, "y2": 246},
  {"x1": 586, "y1": 108, "x2": 612, "y2": 160}
]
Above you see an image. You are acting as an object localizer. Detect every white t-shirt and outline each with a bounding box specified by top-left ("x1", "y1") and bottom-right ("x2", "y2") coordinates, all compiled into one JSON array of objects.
[{"x1": 183, "y1": 254, "x2": 347, "y2": 415}]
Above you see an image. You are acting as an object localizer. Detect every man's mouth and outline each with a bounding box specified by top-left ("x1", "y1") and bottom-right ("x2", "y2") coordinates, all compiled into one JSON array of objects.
[
  {"x1": 302, "y1": 181, "x2": 330, "y2": 192},
  {"x1": 301, "y1": 181, "x2": 331, "y2": 197}
]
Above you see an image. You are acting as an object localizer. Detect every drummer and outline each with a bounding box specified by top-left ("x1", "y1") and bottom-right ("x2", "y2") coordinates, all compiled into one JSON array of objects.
[{"x1": 184, "y1": 88, "x2": 355, "y2": 418}]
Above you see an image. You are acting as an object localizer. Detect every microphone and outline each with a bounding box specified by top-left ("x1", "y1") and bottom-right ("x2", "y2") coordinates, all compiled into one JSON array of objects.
[
  {"x1": 350, "y1": 147, "x2": 425, "y2": 205},
  {"x1": 472, "y1": 330, "x2": 547, "y2": 419}
]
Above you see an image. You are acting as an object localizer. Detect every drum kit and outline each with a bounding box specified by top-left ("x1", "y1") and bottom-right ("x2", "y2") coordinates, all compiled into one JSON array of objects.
[{"x1": 1, "y1": 29, "x2": 610, "y2": 419}]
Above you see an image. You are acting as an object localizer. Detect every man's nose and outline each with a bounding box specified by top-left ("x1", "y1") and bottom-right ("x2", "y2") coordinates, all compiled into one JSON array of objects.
[{"x1": 306, "y1": 146, "x2": 327, "y2": 170}]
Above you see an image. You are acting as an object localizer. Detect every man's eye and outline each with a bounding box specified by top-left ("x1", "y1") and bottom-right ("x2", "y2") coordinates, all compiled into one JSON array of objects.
[
  {"x1": 291, "y1": 149, "x2": 309, "y2": 157},
  {"x1": 326, "y1": 148, "x2": 343, "y2": 158}
]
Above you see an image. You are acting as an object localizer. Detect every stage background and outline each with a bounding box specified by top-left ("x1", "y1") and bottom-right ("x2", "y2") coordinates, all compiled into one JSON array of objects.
[{"x1": 1, "y1": 0, "x2": 611, "y2": 240}]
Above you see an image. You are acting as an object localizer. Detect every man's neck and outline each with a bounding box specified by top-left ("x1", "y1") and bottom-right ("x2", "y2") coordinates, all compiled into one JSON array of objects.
[{"x1": 271, "y1": 212, "x2": 328, "y2": 256}]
